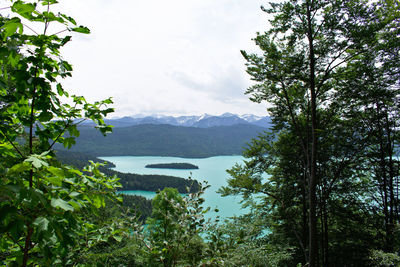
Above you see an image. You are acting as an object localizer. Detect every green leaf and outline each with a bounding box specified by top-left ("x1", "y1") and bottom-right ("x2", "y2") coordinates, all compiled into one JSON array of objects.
[
  {"x1": 113, "y1": 235, "x2": 123, "y2": 242},
  {"x1": 92, "y1": 195, "x2": 102, "y2": 209},
  {"x1": 61, "y1": 60, "x2": 72, "y2": 71},
  {"x1": 68, "y1": 125, "x2": 80, "y2": 137},
  {"x1": 59, "y1": 13, "x2": 76, "y2": 25},
  {"x1": 51, "y1": 198, "x2": 74, "y2": 211},
  {"x1": 69, "y1": 191, "x2": 80, "y2": 198},
  {"x1": 1, "y1": 17, "x2": 23, "y2": 38},
  {"x1": 45, "y1": 176, "x2": 62, "y2": 187},
  {"x1": 11, "y1": 1, "x2": 36, "y2": 20},
  {"x1": 47, "y1": 166, "x2": 65, "y2": 177},
  {"x1": 41, "y1": 0, "x2": 59, "y2": 5},
  {"x1": 9, "y1": 162, "x2": 31, "y2": 173},
  {"x1": 70, "y1": 26, "x2": 90, "y2": 34},
  {"x1": 25, "y1": 155, "x2": 48, "y2": 169},
  {"x1": 43, "y1": 11, "x2": 63, "y2": 23},
  {"x1": 60, "y1": 35, "x2": 72, "y2": 46},
  {"x1": 8, "y1": 51, "x2": 21, "y2": 67},
  {"x1": 33, "y1": 217, "x2": 49, "y2": 232},
  {"x1": 68, "y1": 200, "x2": 81, "y2": 210},
  {"x1": 63, "y1": 137, "x2": 76, "y2": 149},
  {"x1": 38, "y1": 111, "x2": 53, "y2": 122}
]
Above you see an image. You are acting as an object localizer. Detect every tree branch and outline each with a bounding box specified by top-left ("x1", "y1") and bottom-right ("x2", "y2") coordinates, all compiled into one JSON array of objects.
[{"x1": 0, "y1": 128, "x2": 25, "y2": 158}]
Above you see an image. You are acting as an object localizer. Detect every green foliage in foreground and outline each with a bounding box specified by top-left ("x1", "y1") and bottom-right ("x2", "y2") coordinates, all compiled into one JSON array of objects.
[
  {"x1": 121, "y1": 194, "x2": 152, "y2": 222},
  {"x1": 76, "y1": 184, "x2": 295, "y2": 267},
  {"x1": 0, "y1": 1, "x2": 121, "y2": 265}
]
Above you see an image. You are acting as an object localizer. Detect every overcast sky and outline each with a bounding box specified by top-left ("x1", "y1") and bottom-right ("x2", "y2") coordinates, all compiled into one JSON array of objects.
[{"x1": 5, "y1": 0, "x2": 272, "y2": 117}]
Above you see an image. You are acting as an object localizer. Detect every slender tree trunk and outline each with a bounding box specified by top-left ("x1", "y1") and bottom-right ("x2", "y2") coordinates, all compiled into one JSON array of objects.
[
  {"x1": 22, "y1": 80, "x2": 38, "y2": 266},
  {"x1": 393, "y1": 117, "x2": 400, "y2": 222},
  {"x1": 306, "y1": 1, "x2": 318, "y2": 266},
  {"x1": 396, "y1": 168, "x2": 400, "y2": 222},
  {"x1": 302, "y1": 172, "x2": 309, "y2": 264},
  {"x1": 22, "y1": 226, "x2": 33, "y2": 267},
  {"x1": 319, "y1": 193, "x2": 329, "y2": 267},
  {"x1": 385, "y1": 109, "x2": 395, "y2": 251},
  {"x1": 377, "y1": 103, "x2": 390, "y2": 251},
  {"x1": 320, "y1": 204, "x2": 324, "y2": 266},
  {"x1": 323, "y1": 200, "x2": 329, "y2": 267}
]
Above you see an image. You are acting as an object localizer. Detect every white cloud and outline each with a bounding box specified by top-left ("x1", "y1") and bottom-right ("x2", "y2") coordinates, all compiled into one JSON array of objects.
[{"x1": 3, "y1": 0, "x2": 271, "y2": 117}]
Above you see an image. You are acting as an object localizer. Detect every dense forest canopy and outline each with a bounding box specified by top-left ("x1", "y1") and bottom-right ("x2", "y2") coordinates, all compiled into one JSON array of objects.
[{"x1": 1, "y1": 0, "x2": 400, "y2": 266}]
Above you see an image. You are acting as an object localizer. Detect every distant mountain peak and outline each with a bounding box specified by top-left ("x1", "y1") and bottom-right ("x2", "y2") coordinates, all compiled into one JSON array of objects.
[
  {"x1": 221, "y1": 112, "x2": 236, "y2": 117},
  {"x1": 101, "y1": 113, "x2": 271, "y2": 128},
  {"x1": 199, "y1": 113, "x2": 212, "y2": 120},
  {"x1": 239, "y1": 114, "x2": 262, "y2": 122}
]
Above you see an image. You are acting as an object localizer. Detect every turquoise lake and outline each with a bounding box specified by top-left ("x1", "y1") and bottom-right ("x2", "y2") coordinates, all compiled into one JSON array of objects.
[{"x1": 99, "y1": 155, "x2": 247, "y2": 220}]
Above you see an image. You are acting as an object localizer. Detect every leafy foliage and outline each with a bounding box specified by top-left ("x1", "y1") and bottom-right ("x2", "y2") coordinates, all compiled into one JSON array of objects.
[
  {"x1": 143, "y1": 184, "x2": 212, "y2": 267},
  {"x1": 0, "y1": 1, "x2": 121, "y2": 265},
  {"x1": 222, "y1": 0, "x2": 400, "y2": 266},
  {"x1": 121, "y1": 194, "x2": 152, "y2": 222}
]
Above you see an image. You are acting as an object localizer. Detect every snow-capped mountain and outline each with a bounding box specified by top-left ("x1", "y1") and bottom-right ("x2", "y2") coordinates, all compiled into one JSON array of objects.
[
  {"x1": 239, "y1": 114, "x2": 263, "y2": 122},
  {"x1": 97, "y1": 114, "x2": 271, "y2": 128},
  {"x1": 192, "y1": 114, "x2": 249, "y2": 128}
]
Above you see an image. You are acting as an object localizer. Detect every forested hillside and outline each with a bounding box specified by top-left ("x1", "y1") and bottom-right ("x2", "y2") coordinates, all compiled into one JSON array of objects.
[{"x1": 57, "y1": 124, "x2": 264, "y2": 158}]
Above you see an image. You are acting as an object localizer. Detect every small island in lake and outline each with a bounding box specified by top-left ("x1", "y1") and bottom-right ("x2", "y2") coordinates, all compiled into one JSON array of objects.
[{"x1": 145, "y1": 163, "x2": 199, "y2": 170}]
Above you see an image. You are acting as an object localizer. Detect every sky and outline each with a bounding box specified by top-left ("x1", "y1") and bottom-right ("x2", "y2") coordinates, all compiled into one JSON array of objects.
[{"x1": 4, "y1": 0, "x2": 272, "y2": 118}]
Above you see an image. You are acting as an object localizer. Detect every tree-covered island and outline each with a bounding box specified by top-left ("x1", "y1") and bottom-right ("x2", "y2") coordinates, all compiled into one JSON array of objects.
[{"x1": 145, "y1": 163, "x2": 199, "y2": 169}]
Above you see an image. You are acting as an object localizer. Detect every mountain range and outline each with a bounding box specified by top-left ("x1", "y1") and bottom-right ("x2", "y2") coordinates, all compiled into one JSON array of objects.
[{"x1": 89, "y1": 113, "x2": 271, "y2": 128}]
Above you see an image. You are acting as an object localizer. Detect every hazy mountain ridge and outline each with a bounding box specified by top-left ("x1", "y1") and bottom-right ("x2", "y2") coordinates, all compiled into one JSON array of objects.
[{"x1": 85, "y1": 113, "x2": 271, "y2": 128}]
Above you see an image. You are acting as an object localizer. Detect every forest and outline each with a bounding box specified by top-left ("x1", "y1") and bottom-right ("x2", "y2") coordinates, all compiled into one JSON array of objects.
[
  {"x1": 0, "y1": 0, "x2": 400, "y2": 266},
  {"x1": 56, "y1": 151, "x2": 199, "y2": 193},
  {"x1": 55, "y1": 123, "x2": 264, "y2": 158}
]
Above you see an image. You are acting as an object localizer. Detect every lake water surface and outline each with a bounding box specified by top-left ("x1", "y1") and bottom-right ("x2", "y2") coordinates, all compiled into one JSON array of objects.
[{"x1": 99, "y1": 155, "x2": 246, "y2": 220}]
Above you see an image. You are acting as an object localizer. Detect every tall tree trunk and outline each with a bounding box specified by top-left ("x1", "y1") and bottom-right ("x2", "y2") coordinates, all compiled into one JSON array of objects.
[
  {"x1": 385, "y1": 109, "x2": 395, "y2": 251},
  {"x1": 302, "y1": 172, "x2": 309, "y2": 264},
  {"x1": 377, "y1": 103, "x2": 390, "y2": 251},
  {"x1": 320, "y1": 205, "x2": 324, "y2": 266},
  {"x1": 306, "y1": 1, "x2": 318, "y2": 266},
  {"x1": 323, "y1": 199, "x2": 329, "y2": 267},
  {"x1": 319, "y1": 192, "x2": 329, "y2": 267}
]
